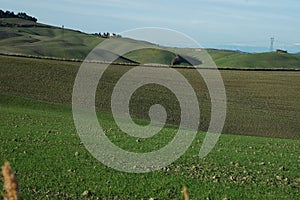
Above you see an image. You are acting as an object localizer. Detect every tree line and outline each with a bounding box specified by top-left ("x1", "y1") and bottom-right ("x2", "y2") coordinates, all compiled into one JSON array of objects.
[
  {"x1": 0, "y1": 9, "x2": 37, "y2": 22},
  {"x1": 93, "y1": 32, "x2": 122, "y2": 38}
]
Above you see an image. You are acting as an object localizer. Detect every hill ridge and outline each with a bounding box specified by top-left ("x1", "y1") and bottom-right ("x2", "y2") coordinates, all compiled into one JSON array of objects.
[{"x1": 1, "y1": 17, "x2": 300, "y2": 69}]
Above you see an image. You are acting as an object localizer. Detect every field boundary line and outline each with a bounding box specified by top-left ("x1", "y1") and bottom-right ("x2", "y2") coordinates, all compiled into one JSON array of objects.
[{"x1": 1, "y1": 51, "x2": 300, "y2": 71}]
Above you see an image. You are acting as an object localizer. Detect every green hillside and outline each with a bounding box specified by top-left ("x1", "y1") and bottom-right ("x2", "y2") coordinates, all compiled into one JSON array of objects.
[
  {"x1": 176, "y1": 48, "x2": 300, "y2": 69},
  {"x1": 1, "y1": 17, "x2": 300, "y2": 69},
  {"x1": 206, "y1": 49, "x2": 241, "y2": 61},
  {"x1": 0, "y1": 18, "x2": 104, "y2": 59},
  {"x1": 124, "y1": 48, "x2": 197, "y2": 66},
  {"x1": 0, "y1": 18, "x2": 187, "y2": 65},
  {"x1": 125, "y1": 48, "x2": 176, "y2": 65},
  {"x1": 215, "y1": 52, "x2": 300, "y2": 69}
]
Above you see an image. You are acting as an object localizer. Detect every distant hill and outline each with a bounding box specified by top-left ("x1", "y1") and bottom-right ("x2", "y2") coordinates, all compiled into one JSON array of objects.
[
  {"x1": 1, "y1": 17, "x2": 300, "y2": 69},
  {"x1": 0, "y1": 17, "x2": 198, "y2": 66},
  {"x1": 0, "y1": 9, "x2": 37, "y2": 22},
  {"x1": 215, "y1": 52, "x2": 300, "y2": 69},
  {"x1": 0, "y1": 18, "x2": 106, "y2": 60},
  {"x1": 124, "y1": 48, "x2": 201, "y2": 66}
]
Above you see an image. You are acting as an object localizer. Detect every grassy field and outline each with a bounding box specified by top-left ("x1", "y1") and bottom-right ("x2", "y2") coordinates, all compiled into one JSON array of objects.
[{"x1": 1, "y1": 94, "x2": 299, "y2": 199}]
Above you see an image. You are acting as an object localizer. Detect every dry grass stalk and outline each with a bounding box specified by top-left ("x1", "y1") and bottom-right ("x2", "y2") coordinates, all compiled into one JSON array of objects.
[
  {"x1": 2, "y1": 161, "x2": 18, "y2": 200},
  {"x1": 182, "y1": 186, "x2": 189, "y2": 200}
]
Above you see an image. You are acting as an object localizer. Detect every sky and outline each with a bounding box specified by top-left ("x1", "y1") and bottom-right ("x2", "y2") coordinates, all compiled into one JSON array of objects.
[{"x1": 1, "y1": 0, "x2": 300, "y2": 52}]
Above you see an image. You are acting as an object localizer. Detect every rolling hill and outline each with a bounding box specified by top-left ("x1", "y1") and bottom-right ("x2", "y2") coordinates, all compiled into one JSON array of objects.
[
  {"x1": 0, "y1": 18, "x2": 193, "y2": 66},
  {"x1": 0, "y1": 18, "x2": 104, "y2": 60},
  {"x1": 214, "y1": 52, "x2": 300, "y2": 69},
  {"x1": 1, "y1": 17, "x2": 300, "y2": 69}
]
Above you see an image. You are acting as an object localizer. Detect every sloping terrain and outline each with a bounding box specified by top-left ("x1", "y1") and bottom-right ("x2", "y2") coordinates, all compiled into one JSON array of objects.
[
  {"x1": 1, "y1": 18, "x2": 300, "y2": 69},
  {"x1": 1, "y1": 93, "x2": 299, "y2": 199},
  {"x1": 0, "y1": 18, "x2": 192, "y2": 65},
  {"x1": 0, "y1": 55, "x2": 299, "y2": 199},
  {"x1": 215, "y1": 52, "x2": 300, "y2": 69},
  {"x1": 1, "y1": 55, "x2": 299, "y2": 139},
  {"x1": 1, "y1": 10, "x2": 299, "y2": 200},
  {"x1": 0, "y1": 18, "x2": 104, "y2": 59}
]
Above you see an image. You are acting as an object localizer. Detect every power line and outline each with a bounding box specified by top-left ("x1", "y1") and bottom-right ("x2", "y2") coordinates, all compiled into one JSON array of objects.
[{"x1": 270, "y1": 37, "x2": 275, "y2": 52}]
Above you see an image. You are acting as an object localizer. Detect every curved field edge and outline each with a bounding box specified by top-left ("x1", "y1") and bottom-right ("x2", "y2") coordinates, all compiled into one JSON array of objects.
[{"x1": 0, "y1": 94, "x2": 299, "y2": 199}]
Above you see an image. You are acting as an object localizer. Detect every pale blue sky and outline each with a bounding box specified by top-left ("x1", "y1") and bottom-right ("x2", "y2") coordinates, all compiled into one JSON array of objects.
[{"x1": 1, "y1": 0, "x2": 300, "y2": 52}]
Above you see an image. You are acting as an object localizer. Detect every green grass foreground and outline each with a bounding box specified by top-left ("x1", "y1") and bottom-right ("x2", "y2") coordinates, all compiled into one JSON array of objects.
[{"x1": 1, "y1": 94, "x2": 299, "y2": 199}]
